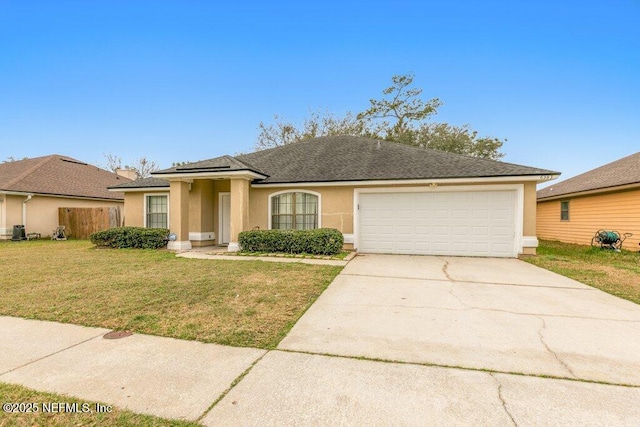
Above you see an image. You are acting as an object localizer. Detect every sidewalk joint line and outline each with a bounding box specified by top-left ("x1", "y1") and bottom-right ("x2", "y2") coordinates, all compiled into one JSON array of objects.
[
  {"x1": 196, "y1": 350, "x2": 270, "y2": 423},
  {"x1": 274, "y1": 348, "x2": 640, "y2": 388},
  {"x1": 0, "y1": 330, "x2": 107, "y2": 377}
]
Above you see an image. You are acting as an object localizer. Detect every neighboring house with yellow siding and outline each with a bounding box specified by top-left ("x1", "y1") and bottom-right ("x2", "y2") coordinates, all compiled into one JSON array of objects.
[{"x1": 537, "y1": 152, "x2": 640, "y2": 250}]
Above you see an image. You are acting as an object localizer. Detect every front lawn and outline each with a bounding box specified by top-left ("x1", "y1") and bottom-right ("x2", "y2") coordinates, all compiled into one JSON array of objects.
[
  {"x1": 523, "y1": 239, "x2": 640, "y2": 305},
  {"x1": 0, "y1": 382, "x2": 199, "y2": 427},
  {"x1": 0, "y1": 240, "x2": 342, "y2": 348}
]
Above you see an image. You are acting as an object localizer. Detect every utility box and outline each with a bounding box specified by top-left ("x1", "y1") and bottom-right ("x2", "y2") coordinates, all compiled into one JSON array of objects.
[{"x1": 12, "y1": 225, "x2": 26, "y2": 241}]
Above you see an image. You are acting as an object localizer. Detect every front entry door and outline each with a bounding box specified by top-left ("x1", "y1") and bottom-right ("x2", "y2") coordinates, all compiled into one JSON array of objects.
[{"x1": 219, "y1": 193, "x2": 231, "y2": 244}]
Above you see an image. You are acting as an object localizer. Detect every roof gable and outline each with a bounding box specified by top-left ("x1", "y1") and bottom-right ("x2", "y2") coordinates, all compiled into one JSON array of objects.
[
  {"x1": 537, "y1": 151, "x2": 640, "y2": 199},
  {"x1": 0, "y1": 155, "x2": 130, "y2": 200}
]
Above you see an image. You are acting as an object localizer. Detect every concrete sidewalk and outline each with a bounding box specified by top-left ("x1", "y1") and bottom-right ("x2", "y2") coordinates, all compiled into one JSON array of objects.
[
  {"x1": 0, "y1": 316, "x2": 265, "y2": 421},
  {"x1": 2, "y1": 315, "x2": 640, "y2": 425}
]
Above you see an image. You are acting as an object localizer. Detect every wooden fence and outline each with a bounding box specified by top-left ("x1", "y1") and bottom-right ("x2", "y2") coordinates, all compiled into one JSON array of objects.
[{"x1": 58, "y1": 207, "x2": 122, "y2": 239}]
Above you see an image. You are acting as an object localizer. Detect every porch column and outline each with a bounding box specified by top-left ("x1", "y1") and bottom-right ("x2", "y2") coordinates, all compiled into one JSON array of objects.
[
  {"x1": 167, "y1": 180, "x2": 192, "y2": 251},
  {"x1": 228, "y1": 178, "x2": 250, "y2": 252}
]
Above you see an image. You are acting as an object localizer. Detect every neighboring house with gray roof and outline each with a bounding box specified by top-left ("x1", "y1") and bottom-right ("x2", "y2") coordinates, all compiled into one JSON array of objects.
[
  {"x1": 111, "y1": 136, "x2": 558, "y2": 257},
  {"x1": 0, "y1": 155, "x2": 131, "y2": 239},
  {"x1": 537, "y1": 151, "x2": 640, "y2": 250}
]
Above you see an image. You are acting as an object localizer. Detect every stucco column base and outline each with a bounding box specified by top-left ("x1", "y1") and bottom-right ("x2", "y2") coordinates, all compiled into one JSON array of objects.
[
  {"x1": 227, "y1": 242, "x2": 240, "y2": 252},
  {"x1": 168, "y1": 240, "x2": 192, "y2": 251}
]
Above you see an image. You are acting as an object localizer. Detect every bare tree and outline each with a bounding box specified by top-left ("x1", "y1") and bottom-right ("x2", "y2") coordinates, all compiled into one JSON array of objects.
[{"x1": 102, "y1": 153, "x2": 159, "y2": 178}]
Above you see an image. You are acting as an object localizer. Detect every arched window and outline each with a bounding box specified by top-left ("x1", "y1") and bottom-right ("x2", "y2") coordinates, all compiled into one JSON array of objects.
[{"x1": 270, "y1": 191, "x2": 319, "y2": 230}]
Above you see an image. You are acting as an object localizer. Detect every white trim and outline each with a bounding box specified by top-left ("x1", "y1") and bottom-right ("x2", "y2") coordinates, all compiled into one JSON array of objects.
[
  {"x1": 167, "y1": 240, "x2": 192, "y2": 251},
  {"x1": 538, "y1": 181, "x2": 640, "y2": 202},
  {"x1": 189, "y1": 231, "x2": 215, "y2": 241},
  {"x1": 267, "y1": 189, "x2": 322, "y2": 230},
  {"x1": 343, "y1": 233, "x2": 354, "y2": 244},
  {"x1": 1, "y1": 190, "x2": 121, "y2": 202},
  {"x1": 253, "y1": 175, "x2": 559, "y2": 188},
  {"x1": 521, "y1": 236, "x2": 539, "y2": 248},
  {"x1": 0, "y1": 190, "x2": 34, "y2": 196},
  {"x1": 353, "y1": 184, "x2": 525, "y2": 257},
  {"x1": 153, "y1": 170, "x2": 266, "y2": 180},
  {"x1": 218, "y1": 192, "x2": 231, "y2": 244},
  {"x1": 144, "y1": 192, "x2": 169, "y2": 229},
  {"x1": 109, "y1": 187, "x2": 168, "y2": 193},
  {"x1": 22, "y1": 195, "x2": 33, "y2": 228},
  {"x1": 228, "y1": 242, "x2": 240, "y2": 252}
]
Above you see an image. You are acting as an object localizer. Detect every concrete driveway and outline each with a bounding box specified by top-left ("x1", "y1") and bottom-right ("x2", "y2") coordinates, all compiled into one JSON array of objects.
[
  {"x1": 279, "y1": 254, "x2": 640, "y2": 385},
  {"x1": 205, "y1": 254, "x2": 640, "y2": 425}
]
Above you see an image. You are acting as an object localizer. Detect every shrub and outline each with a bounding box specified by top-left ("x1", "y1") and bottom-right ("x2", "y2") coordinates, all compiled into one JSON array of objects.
[
  {"x1": 90, "y1": 227, "x2": 169, "y2": 249},
  {"x1": 238, "y1": 228, "x2": 344, "y2": 255}
]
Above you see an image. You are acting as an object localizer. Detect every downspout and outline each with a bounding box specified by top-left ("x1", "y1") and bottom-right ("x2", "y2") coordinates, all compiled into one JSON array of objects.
[{"x1": 23, "y1": 194, "x2": 33, "y2": 229}]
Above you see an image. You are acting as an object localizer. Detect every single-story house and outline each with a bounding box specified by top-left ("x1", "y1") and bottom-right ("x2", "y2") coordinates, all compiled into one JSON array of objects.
[
  {"x1": 537, "y1": 151, "x2": 640, "y2": 250},
  {"x1": 0, "y1": 155, "x2": 131, "y2": 239},
  {"x1": 110, "y1": 136, "x2": 559, "y2": 257}
]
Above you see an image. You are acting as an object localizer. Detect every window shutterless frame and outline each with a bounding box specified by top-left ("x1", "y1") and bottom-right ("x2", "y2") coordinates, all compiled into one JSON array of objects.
[
  {"x1": 560, "y1": 200, "x2": 570, "y2": 221},
  {"x1": 144, "y1": 193, "x2": 169, "y2": 228},
  {"x1": 269, "y1": 190, "x2": 320, "y2": 230}
]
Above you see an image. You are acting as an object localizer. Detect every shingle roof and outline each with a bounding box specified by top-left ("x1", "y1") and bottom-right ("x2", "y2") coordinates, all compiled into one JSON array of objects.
[
  {"x1": 0, "y1": 155, "x2": 130, "y2": 200},
  {"x1": 153, "y1": 155, "x2": 262, "y2": 176},
  {"x1": 238, "y1": 136, "x2": 557, "y2": 184},
  {"x1": 537, "y1": 151, "x2": 640, "y2": 200},
  {"x1": 149, "y1": 136, "x2": 556, "y2": 185},
  {"x1": 110, "y1": 177, "x2": 169, "y2": 189}
]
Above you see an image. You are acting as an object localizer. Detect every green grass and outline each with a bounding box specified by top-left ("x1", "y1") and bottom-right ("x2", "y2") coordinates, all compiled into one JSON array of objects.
[
  {"x1": 523, "y1": 239, "x2": 640, "y2": 305},
  {"x1": 0, "y1": 382, "x2": 200, "y2": 426},
  {"x1": 0, "y1": 240, "x2": 342, "y2": 348}
]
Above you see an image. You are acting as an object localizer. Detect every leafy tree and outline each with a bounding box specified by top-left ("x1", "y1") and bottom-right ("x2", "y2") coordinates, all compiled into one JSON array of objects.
[
  {"x1": 255, "y1": 73, "x2": 505, "y2": 160},
  {"x1": 102, "y1": 153, "x2": 159, "y2": 178},
  {"x1": 357, "y1": 73, "x2": 442, "y2": 140},
  {"x1": 413, "y1": 123, "x2": 505, "y2": 159}
]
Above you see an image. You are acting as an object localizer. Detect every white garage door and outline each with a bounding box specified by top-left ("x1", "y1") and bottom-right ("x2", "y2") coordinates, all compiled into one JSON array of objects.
[{"x1": 358, "y1": 190, "x2": 517, "y2": 257}]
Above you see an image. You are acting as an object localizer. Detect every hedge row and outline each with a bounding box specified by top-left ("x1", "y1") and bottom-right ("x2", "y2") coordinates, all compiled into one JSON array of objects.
[
  {"x1": 238, "y1": 228, "x2": 344, "y2": 255},
  {"x1": 90, "y1": 227, "x2": 169, "y2": 249}
]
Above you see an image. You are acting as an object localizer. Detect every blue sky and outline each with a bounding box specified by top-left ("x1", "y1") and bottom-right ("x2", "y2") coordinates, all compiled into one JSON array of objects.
[{"x1": 1, "y1": 1, "x2": 638, "y2": 183}]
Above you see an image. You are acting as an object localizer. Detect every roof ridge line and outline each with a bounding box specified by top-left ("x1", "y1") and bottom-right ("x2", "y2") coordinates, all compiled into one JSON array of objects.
[{"x1": 4, "y1": 155, "x2": 57, "y2": 190}]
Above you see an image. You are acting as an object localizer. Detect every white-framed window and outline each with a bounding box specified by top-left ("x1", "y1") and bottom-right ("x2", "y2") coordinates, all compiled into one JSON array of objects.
[
  {"x1": 269, "y1": 191, "x2": 320, "y2": 230},
  {"x1": 560, "y1": 200, "x2": 569, "y2": 221},
  {"x1": 145, "y1": 194, "x2": 169, "y2": 229}
]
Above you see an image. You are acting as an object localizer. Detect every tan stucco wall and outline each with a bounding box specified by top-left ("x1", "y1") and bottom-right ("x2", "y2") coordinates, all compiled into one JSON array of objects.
[
  {"x1": 120, "y1": 179, "x2": 539, "y2": 253},
  {"x1": 249, "y1": 181, "x2": 538, "y2": 253},
  {"x1": 248, "y1": 186, "x2": 354, "y2": 233},
  {"x1": 523, "y1": 182, "x2": 537, "y2": 237},
  {"x1": 123, "y1": 193, "x2": 146, "y2": 227},
  {"x1": 0, "y1": 194, "x2": 123, "y2": 238},
  {"x1": 189, "y1": 180, "x2": 214, "y2": 233},
  {"x1": 537, "y1": 188, "x2": 640, "y2": 250},
  {"x1": 0, "y1": 195, "x2": 23, "y2": 237}
]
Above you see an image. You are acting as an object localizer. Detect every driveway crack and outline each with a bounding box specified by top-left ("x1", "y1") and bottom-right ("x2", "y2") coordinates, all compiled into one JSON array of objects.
[
  {"x1": 537, "y1": 316, "x2": 577, "y2": 378},
  {"x1": 440, "y1": 258, "x2": 453, "y2": 281},
  {"x1": 490, "y1": 373, "x2": 518, "y2": 426}
]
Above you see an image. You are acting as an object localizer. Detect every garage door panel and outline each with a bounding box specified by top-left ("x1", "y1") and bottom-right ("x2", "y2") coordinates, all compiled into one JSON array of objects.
[
  {"x1": 433, "y1": 226, "x2": 449, "y2": 236},
  {"x1": 358, "y1": 190, "x2": 516, "y2": 257}
]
